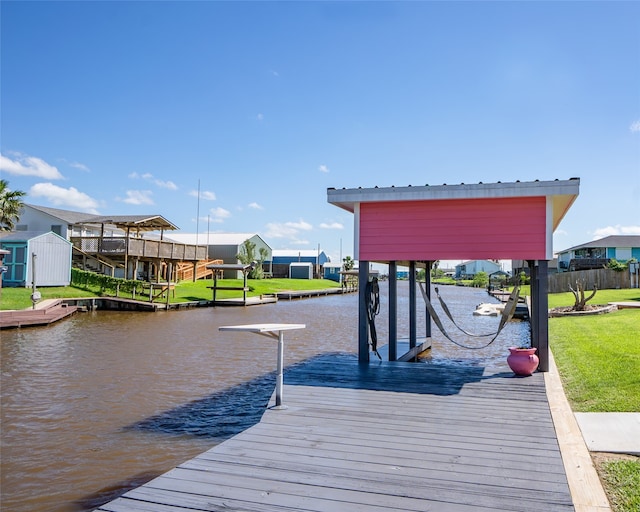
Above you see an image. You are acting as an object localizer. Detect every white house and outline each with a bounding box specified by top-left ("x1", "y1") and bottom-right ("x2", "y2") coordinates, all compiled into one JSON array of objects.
[{"x1": 455, "y1": 260, "x2": 502, "y2": 279}]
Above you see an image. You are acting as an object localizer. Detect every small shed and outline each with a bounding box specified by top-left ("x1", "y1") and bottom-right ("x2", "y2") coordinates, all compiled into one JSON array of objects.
[
  {"x1": 272, "y1": 249, "x2": 329, "y2": 278},
  {"x1": 323, "y1": 263, "x2": 342, "y2": 282},
  {"x1": 289, "y1": 262, "x2": 313, "y2": 279},
  {"x1": 0, "y1": 231, "x2": 73, "y2": 287}
]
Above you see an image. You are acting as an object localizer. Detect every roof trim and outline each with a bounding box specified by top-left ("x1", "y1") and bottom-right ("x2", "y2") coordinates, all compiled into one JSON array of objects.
[{"x1": 328, "y1": 178, "x2": 580, "y2": 211}]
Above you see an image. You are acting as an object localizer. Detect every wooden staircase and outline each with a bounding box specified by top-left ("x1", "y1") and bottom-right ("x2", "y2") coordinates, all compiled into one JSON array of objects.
[{"x1": 175, "y1": 259, "x2": 221, "y2": 282}]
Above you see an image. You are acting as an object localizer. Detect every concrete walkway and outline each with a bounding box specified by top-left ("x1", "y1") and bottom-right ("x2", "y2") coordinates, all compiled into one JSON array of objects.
[{"x1": 575, "y1": 413, "x2": 640, "y2": 455}]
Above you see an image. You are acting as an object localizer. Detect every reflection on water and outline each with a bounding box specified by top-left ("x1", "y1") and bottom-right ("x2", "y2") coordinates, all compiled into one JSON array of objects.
[{"x1": 1, "y1": 282, "x2": 528, "y2": 511}]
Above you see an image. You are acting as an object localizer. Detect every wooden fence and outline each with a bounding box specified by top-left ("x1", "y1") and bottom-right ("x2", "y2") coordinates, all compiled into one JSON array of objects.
[{"x1": 548, "y1": 268, "x2": 630, "y2": 294}]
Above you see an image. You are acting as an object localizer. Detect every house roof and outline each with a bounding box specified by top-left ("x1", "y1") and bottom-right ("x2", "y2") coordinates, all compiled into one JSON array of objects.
[
  {"x1": 0, "y1": 230, "x2": 70, "y2": 243},
  {"x1": 167, "y1": 233, "x2": 258, "y2": 246},
  {"x1": 559, "y1": 235, "x2": 640, "y2": 253},
  {"x1": 89, "y1": 215, "x2": 178, "y2": 232},
  {"x1": 272, "y1": 249, "x2": 326, "y2": 258},
  {"x1": 25, "y1": 204, "x2": 97, "y2": 224},
  {"x1": 328, "y1": 178, "x2": 580, "y2": 232},
  {"x1": 24, "y1": 204, "x2": 178, "y2": 232}
]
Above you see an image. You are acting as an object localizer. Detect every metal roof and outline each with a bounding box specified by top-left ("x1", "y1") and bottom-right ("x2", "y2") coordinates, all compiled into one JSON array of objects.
[
  {"x1": 24, "y1": 204, "x2": 97, "y2": 224},
  {"x1": 206, "y1": 263, "x2": 254, "y2": 271},
  {"x1": 328, "y1": 178, "x2": 580, "y2": 232},
  {"x1": 167, "y1": 233, "x2": 257, "y2": 245},
  {"x1": 89, "y1": 215, "x2": 178, "y2": 231},
  {"x1": 24, "y1": 204, "x2": 178, "y2": 231},
  {"x1": 0, "y1": 230, "x2": 70, "y2": 243},
  {"x1": 272, "y1": 249, "x2": 326, "y2": 257}
]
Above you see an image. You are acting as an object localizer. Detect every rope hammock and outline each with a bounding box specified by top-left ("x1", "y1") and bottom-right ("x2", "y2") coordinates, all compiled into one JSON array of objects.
[{"x1": 418, "y1": 281, "x2": 521, "y2": 350}]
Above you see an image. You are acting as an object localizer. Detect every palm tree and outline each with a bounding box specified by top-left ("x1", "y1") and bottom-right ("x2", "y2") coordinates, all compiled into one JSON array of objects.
[
  {"x1": 236, "y1": 239, "x2": 267, "y2": 279},
  {"x1": 342, "y1": 255, "x2": 354, "y2": 271},
  {"x1": 0, "y1": 179, "x2": 26, "y2": 231}
]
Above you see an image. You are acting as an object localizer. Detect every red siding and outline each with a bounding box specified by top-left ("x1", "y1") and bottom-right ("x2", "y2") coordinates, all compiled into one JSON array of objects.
[{"x1": 359, "y1": 197, "x2": 547, "y2": 261}]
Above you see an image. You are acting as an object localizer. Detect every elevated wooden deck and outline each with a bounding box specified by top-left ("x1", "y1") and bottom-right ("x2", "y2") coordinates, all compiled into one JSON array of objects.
[{"x1": 97, "y1": 354, "x2": 575, "y2": 511}]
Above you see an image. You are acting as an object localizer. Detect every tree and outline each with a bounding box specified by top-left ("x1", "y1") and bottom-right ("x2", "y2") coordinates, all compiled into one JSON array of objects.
[
  {"x1": 342, "y1": 255, "x2": 354, "y2": 271},
  {"x1": 472, "y1": 271, "x2": 489, "y2": 288},
  {"x1": 569, "y1": 279, "x2": 597, "y2": 311},
  {"x1": 0, "y1": 179, "x2": 26, "y2": 231},
  {"x1": 236, "y1": 239, "x2": 267, "y2": 279}
]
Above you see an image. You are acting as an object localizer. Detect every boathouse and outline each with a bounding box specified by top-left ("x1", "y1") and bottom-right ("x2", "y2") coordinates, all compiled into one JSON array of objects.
[{"x1": 328, "y1": 178, "x2": 580, "y2": 372}]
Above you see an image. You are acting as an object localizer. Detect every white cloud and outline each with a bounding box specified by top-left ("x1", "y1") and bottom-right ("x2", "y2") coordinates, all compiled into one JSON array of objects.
[
  {"x1": 121, "y1": 190, "x2": 154, "y2": 205},
  {"x1": 154, "y1": 179, "x2": 177, "y2": 190},
  {"x1": 318, "y1": 165, "x2": 329, "y2": 173},
  {"x1": 29, "y1": 183, "x2": 100, "y2": 213},
  {"x1": 70, "y1": 162, "x2": 90, "y2": 172},
  {"x1": 248, "y1": 202, "x2": 263, "y2": 210},
  {"x1": 1, "y1": 153, "x2": 64, "y2": 179},
  {"x1": 189, "y1": 190, "x2": 216, "y2": 201},
  {"x1": 269, "y1": 69, "x2": 280, "y2": 77},
  {"x1": 319, "y1": 222, "x2": 343, "y2": 229},
  {"x1": 592, "y1": 225, "x2": 640, "y2": 238},
  {"x1": 630, "y1": 120, "x2": 640, "y2": 133},
  {"x1": 129, "y1": 172, "x2": 177, "y2": 190},
  {"x1": 208, "y1": 207, "x2": 231, "y2": 223},
  {"x1": 265, "y1": 219, "x2": 313, "y2": 239}
]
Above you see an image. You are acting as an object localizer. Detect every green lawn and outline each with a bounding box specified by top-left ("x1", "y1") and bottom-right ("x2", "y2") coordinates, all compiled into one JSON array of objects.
[
  {"x1": 0, "y1": 278, "x2": 343, "y2": 310},
  {"x1": 547, "y1": 288, "x2": 639, "y2": 512},
  {"x1": 550, "y1": 308, "x2": 639, "y2": 412},
  {"x1": 598, "y1": 458, "x2": 640, "y2": 512},
  {"x1": 0, "y1": 286, "x2": 101, "y2": 310}
]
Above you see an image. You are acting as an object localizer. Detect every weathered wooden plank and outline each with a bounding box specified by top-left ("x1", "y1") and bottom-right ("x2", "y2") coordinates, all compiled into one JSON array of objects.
[
  {"x1": 97, "y1": 356, "x2": 575, "y2": 512},
  {"x1": 204, "y1": 426, "x2": 567, "y2": 477}
]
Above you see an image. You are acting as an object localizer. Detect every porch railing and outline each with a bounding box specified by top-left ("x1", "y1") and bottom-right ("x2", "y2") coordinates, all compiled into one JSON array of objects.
[{"x1": 70, "y1": 236, "x2": 208, "y2": 260}]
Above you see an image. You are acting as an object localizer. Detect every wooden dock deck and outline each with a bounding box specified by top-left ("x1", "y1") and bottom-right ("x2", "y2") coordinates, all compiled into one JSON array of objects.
[
  {"x1": 276, "y1": 288, "x2": 351, "y2": 300},
  {"x1": 0, "y1": 299, "x2": 79, "y2": 329},
  {"x1": 96, "y1": 354, "x2": 575, "y2": 511}
]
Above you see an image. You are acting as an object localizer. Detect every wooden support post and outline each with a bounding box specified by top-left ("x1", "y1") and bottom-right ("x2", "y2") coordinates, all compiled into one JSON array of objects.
[
  {"x1": 528, "y1": 260, "x2": 537, "y2": 350},
  {"x1": 213, "y1": 270, "x2": 218, "y2": 303},
  {"x1": 358, "y1": 262, "x2": 370, "y2": 363},
  {"x1": 166, "y1": 263, "x2": 172, "y2": 307},
  {"x1": 388, "y1": 261, "x2": 398, "y2": 362},
  {"x1": 534, "y1": 260, "x2": 549, "y2": 372},
  {"x1": 409, "y1": 261, "x2": 416, "y2": 349},
  {"x1": 243, "y1": 269, "x2": 248, "y2": 305},
  {"x1": 425, "y1": 261, "x2": 432, "y2": 339}
]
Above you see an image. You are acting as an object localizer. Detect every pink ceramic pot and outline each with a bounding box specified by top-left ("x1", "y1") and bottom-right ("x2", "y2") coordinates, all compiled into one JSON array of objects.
[{"x1": 507, "y1": 347, "x2": 539, "y2": 376}]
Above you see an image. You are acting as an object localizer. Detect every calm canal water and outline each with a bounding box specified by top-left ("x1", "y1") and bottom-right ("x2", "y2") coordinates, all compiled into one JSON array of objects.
[{"x1": 1, "y1": 282, "x2": 529, "y2": 511}]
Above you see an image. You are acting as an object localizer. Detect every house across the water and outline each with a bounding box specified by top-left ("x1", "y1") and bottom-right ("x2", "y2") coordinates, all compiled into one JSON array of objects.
[
  {"x1": 16, "y1": 204, "x2": 209, "y2": 282},
  {"x1": 556, "y1": 235, "x2": 640, "y2": 272}
]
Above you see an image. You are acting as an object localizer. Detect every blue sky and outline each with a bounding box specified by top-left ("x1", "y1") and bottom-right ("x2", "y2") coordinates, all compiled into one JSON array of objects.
[{"x1": 1, "y1": 1, "x2": 639, "y2": 267}]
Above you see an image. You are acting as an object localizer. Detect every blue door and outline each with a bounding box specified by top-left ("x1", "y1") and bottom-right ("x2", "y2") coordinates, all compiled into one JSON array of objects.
[{"x1": 1, "y1": 244, "x2": 27, "y2": 286}]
